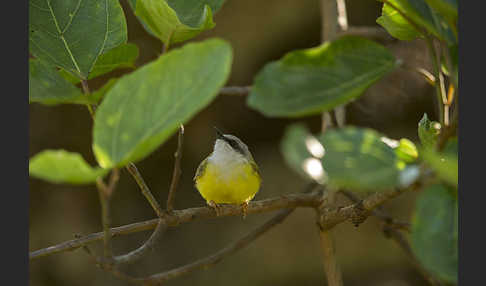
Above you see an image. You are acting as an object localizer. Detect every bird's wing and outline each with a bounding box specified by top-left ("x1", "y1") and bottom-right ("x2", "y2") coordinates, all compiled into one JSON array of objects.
[
  {"x1": 250, "y1": 160, "x2": 261, "y2": 181},
  {"x1": 194, "y1": 157, "x2": 208, "y2": 182}
]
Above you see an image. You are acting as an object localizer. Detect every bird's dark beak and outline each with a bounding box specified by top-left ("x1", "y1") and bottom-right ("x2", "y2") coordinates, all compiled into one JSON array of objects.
[{"x1": 213, "y1": 127, "x2": 226, "y2": 140}]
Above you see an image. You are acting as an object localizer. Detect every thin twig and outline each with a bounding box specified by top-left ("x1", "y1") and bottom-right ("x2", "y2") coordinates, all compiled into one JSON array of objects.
[
  {"x1": 96, "y1": 179, "x2": 113, "y2": 258},
  {"x1": 126, "y1": 163, "x2": 164, "y2": 218},
  {"x1": 140, "y1": 208, "x2": 295, "y2": 285},
  {"x1": 220, "y1": 86, "x2": 251, "y2": 95},
  {"x1": 81, "y1": 243, "x2": 142, "y2": 285},
  {"x1": 425, "y1": 37, "x2": 446, "y2": 126},
  {"x1": 113, "y1": 221, "x2": 167, "y2": 266},
  {"x1": 81, "y1": 79, "x2": 95, "y2": 117},
  {"x1": 338, "y1": 26, "x2": 395, "y2": 43},
  {"x1": 166, "y1": 125, "x2": 184, "y2": 213}
]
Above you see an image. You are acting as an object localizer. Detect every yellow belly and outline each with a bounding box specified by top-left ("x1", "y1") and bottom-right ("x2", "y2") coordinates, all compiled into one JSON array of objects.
[{"x1": 195, "y1": 162, "x2": 261, "y2": 204}]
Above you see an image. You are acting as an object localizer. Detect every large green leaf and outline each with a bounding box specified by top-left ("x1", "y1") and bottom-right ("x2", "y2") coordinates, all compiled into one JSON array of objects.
[
  {"x1": 377, "y1": 3, "x2": 421, "y2": 40},
  {"x1": 411, "y1": 184, "x2": 458, "y2": 283},
  {"x1": 421, "y1": 137, "x2": 458, "y2": 186},
  {"x1": 281, "y1": 125, "x2": 405, "y2": 191},
  {"x1": 29, "y1": 58, "x2": 89, "y2": 105},
  {"x1": 247, "y1": 36, "x2": 398, "y2": 117},
  {"x1": 93, "y1": 38, "x2": 233, "y2": 168},
  {"x1": 59, "y1": 43, "x2": 139, "y2": 84},
  {"x1": 318, "y1": 127, "x2": 401, "y2": 191},
  {"x1": 418, "y1": 113, "x2": 441, "y2": 149},
  {"x1": 29, "y1": 150, "x2": 109, "y2": 184},
  {"x1": 130, "y1": 0, "x2": 225, "y2": 45},
  {"x1": 29, "y1": 0, "x2": 127, "y2": 79}
]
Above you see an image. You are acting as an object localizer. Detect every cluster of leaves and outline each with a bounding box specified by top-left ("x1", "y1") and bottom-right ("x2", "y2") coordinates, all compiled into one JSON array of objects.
[{"x1": 28, "y1": 0, "x2": 457, "y2": 284}]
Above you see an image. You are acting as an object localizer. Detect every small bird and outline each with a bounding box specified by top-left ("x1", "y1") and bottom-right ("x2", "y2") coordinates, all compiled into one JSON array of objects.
[{"x1": 194, "y1": 128, "x2": 261, "y2": 218}]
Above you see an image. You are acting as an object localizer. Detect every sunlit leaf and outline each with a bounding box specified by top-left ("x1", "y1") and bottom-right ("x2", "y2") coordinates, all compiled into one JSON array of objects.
[
  {"x1": 247, "y1": 36, "x2": 397, "y2": 117},
  {"x1": 395, "y1": 138, "x2": 418, "y2": 163},
  {"x1": 29, "y1": 0, "x2": 127, "y2": 79},
  {"x1": 377, "y1": 3, "x2": 421, "y2": 40},
  {"x1": 93, "y1": 39, "x2": 232, "y2": 168},
  {"x1": 29, "y1": 150, "x2": 109, "y2": 184},
  {"x1": 411, "y1": 184, "x2": 458, "y2": 283},
  {"x1": 129, "y1": 0, "x2": 225, "y2": 45}
]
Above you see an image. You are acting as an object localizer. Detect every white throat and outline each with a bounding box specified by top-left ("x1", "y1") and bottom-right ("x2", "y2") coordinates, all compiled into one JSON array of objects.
[{"x1": 208, "y1": 139, "x2": 247, "y2": 168}]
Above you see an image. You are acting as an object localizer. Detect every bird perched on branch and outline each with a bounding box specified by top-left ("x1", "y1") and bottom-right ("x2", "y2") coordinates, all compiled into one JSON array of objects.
[{"x1": 194, "y1": 128, "x2": 261, "y2": 218}]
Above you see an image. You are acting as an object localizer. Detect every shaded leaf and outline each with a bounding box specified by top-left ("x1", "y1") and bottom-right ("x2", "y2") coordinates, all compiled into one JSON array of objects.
[
  {"x1": 88, "y1": 78, "x2": 118, "y2": 104},
  {"x1": 411, "y1": 184, "x2": 458, "y2": 283},
  {"x1": 29, "y1": 0, "x2": 127, "y2": 79},
  {"x1": 29, "y1": 150, "x2": 109, "y2": 184},
  {"x1": 281, "y1": 125, "x2": 404, "y2": 191},
  {"x1": 29, "y1": 58, "x2": 88, "y2": 105},
  {"x1": 421, "y1": 137, "x2": 458, "y2": 186},
  {"x1": 377, "y1": 3, "x2": 421, "y2": 40},
  {"x1": 93, "y1": 39, "x2": 233, "y2": 168},
  {"x1": 131, "y1": 0, "x2": 225, "y2": 45},
  {"x1": 59, "y1": 43, "x2": 139, "y2": 84},
  {"x1": 418, "y1": 113, "x2": 441, "y2": 149},
  {"x1": 247, "y1": 36, "x2": 397, "y2": 117},
  {"x1": 318, "y1": 127, "x2": 401, "y2": 191}
]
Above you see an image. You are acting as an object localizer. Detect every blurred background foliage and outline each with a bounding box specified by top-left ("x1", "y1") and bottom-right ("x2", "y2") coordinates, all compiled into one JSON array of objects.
[{"x1": 29, "y1": 0, "x2": 438, "y2": 285}]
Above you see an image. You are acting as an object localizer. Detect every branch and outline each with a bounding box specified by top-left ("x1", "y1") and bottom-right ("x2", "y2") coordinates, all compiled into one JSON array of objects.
[
  {"x1": 126, "y1": 162, "x2": 165, "y2": 218},
  {"x1": 30, "y1": 191, "x2": 323, "y2": 260},
  {"x1": 30, "y1": 180, "x2": 425, "y2": 261},
  {"x1": 166, "y1": 125, "x2": 184, "y2": 212},
  {"x1": 339, "y1": 190, "x2": 442, "y2": 286},
  {"x1": 140, "y1": 208, "x2": 295, "y2": 285}
]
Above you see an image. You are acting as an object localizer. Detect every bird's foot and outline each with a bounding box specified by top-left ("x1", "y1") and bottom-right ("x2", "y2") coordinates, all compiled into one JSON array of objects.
[
  {"x1": 240, "y1": 201, "x2": 249, "y2": 219},
  {"x1": 207, "y1": 200, "x2": 223, "y2": 216}
]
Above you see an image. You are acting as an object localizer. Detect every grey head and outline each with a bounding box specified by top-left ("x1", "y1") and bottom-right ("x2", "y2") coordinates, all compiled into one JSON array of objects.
[{"x1": 213, "y1": 127, "x2": 255, "y2": 161}]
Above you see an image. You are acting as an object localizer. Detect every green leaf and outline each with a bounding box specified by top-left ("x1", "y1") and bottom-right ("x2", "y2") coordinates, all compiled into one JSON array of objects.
[
  {"x1": 93, "y1": 38, "x2": 233, "y2": 168},
  {"x1": 131, "y1": 0, "x2": 225, "y2": 45},
  {"x1": 425, "y1": 0, "x2": 457, "y2": 25},
  {"x1": 281, "y1": 125, "x2": 403, "y2": 191},
  {"x1": 377, "y1": 3, "x2": 421, "y2": 40},
  {"x1": 29, "y1": 58, "x2": 89, "y2": 105},
  {"x1": 29, "y1": 150, "x2": 109, "y2": 184},
  {"x1": 59, "y1": 43, "x2": 139, "y2": 84},
  {"x1": 247, "y1": 36, "x2": 397, "y2": 117},
  {"x1": 280, "y1": 124, "x2": 326, "y2": 184},
  {"x1": 418, "y1": 113, "x2": 441, "y2": 149},
  {"x1": 421, "y1": 137, "x2": 458, "y2": 187},
  {"x1": 411, "y1": 184, "x2": 458, "y2": 283},
  {"x1": 318, "y1": 127, "x2": 401, "y2": 191},
  {"x1": 379, "y1": 0, "x2": 455, "y2": 44},
  {"x1": 29, "y1": 0, "x2": 127, "y2": 79}
]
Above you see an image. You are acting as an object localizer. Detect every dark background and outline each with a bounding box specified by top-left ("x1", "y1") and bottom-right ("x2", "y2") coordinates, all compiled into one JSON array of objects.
[{"x1": 29, "y1": 0, "x2": 438, "y2": 285}]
